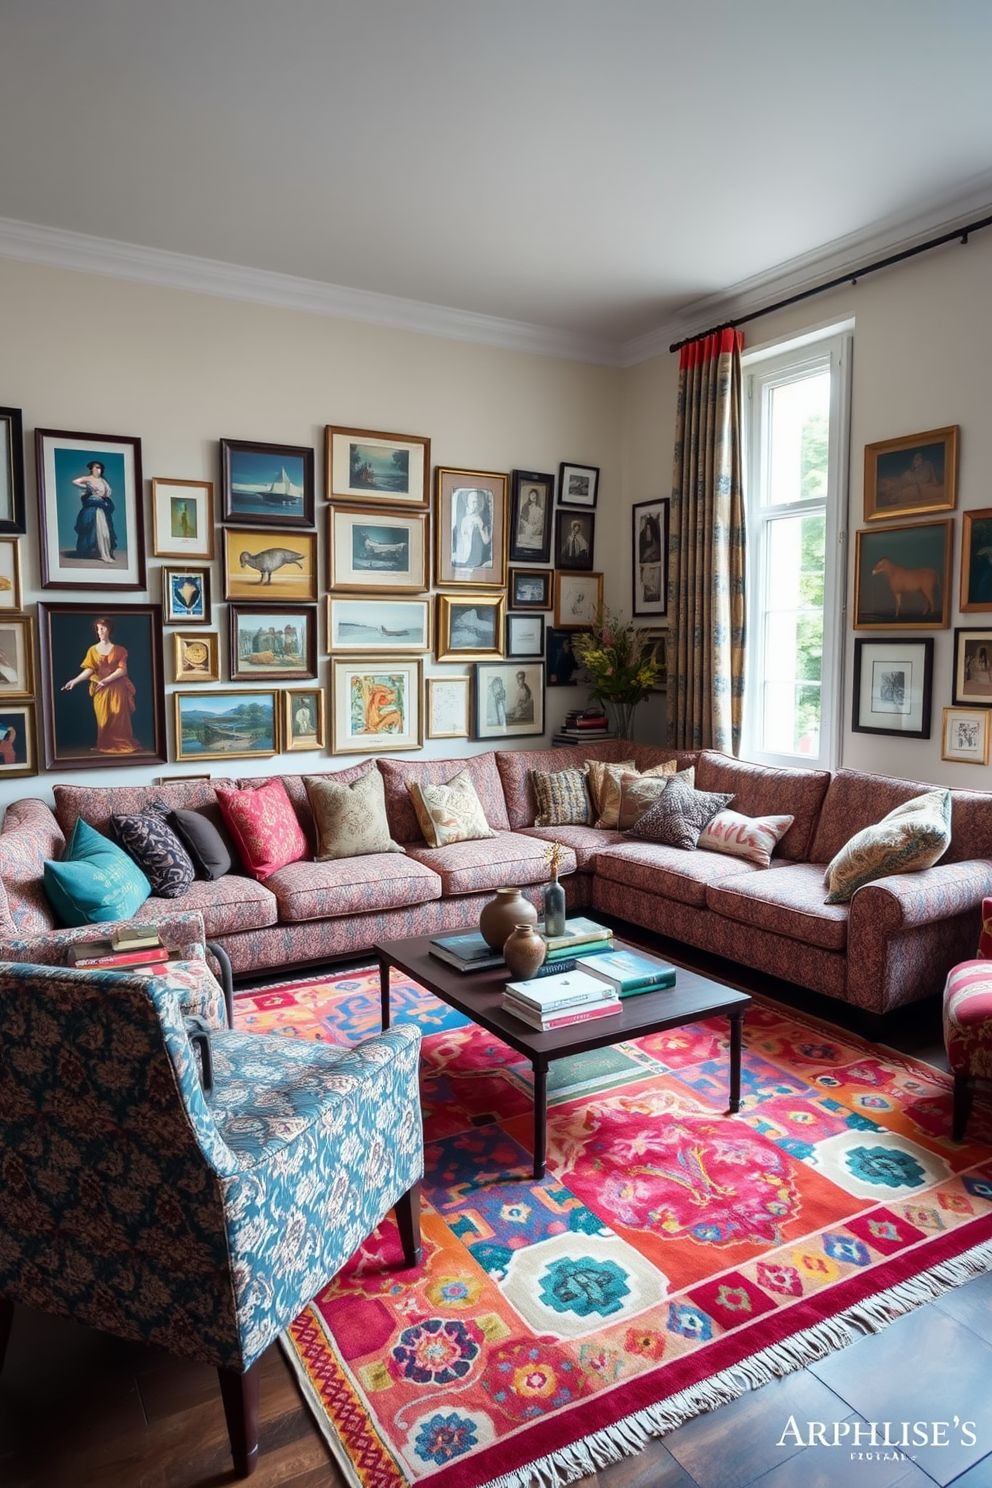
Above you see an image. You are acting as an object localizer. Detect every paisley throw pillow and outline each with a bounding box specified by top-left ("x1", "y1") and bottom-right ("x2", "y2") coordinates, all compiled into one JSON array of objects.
[
  {"x1": 305, "y1": 768, "x2": 404, "y2": 860},
  {"x1": 215, "y1": 778, "x2": 309, "y2": 880},
  {"x1": 111, "y1": 803, "x2": 196, "y2": 898}
]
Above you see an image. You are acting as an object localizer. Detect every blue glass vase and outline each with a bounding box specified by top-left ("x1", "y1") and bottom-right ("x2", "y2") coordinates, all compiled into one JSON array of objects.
[{"x1": 542, "y1": 872, "x2": 566, "y2": 938}]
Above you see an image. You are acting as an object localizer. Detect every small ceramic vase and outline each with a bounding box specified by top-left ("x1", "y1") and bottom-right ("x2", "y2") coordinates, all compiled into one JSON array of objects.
[
  {"x1": 502, "y1": 923, "x2": 548, "y2": 980},
  {"x1": 479, "y1": 885, "x2": 538, "y2": 950}
]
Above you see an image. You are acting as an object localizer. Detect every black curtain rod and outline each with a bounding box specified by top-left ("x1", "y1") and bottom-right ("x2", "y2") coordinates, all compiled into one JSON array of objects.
[{"x1": 669, "y1": 209, "x2": 992, "y2": 353}]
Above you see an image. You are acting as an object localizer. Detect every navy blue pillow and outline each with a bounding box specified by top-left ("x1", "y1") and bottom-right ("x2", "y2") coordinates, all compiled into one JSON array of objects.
[{"x1": 111, "y1": 805, "x2": 196, "y2": 898}]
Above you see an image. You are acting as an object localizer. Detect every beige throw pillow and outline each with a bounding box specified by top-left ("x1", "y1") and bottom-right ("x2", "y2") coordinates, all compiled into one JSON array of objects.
[
  {"x1": 584, "y1": 758, "x2": 635, "y2": 818},
  {"x1": 407, "y1": 769, "x2": 497, "y2": 848},
  {"x1": 593, "y1": 759, "x2": 679, "y2": 830},
  {"x1": 617, "y1": 766, "x2": 695, "y2": 831},
  {"x1": 823, "y1": 789, "x2": 951, "y2": 904},
  {"x1": 305, "y1": 769, "x2": 405, "y2": 861}
]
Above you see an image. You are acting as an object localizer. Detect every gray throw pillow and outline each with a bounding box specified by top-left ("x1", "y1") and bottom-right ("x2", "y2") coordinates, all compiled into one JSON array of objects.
[
  {"x1": 170, "y1": 804, "x2": 235, "y2": 880},
  {"x1": 625, "y1": 775, "x2": 734, "y2": 851}
]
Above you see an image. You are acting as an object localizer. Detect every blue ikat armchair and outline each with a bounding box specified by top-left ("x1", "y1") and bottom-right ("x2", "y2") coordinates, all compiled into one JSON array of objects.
[{"x1": 0, "y1": 962, "x2": 424, "y2": 1477}]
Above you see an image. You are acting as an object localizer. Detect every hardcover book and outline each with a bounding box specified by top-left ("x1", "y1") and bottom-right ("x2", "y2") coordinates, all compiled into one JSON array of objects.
[{"x1": 576, "y1": 947, "x2": 677, "y2": 995}]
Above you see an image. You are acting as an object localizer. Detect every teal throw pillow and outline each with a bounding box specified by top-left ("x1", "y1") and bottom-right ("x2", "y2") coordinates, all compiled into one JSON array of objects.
[{"x1": 44, "y1": 818, "x2": 151, "y2": 927}]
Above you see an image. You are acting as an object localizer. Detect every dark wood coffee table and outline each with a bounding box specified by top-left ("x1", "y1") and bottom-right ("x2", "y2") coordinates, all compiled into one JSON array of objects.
[{"x1": 377, "y1": 933, "x2": 751, "y2": 1179}]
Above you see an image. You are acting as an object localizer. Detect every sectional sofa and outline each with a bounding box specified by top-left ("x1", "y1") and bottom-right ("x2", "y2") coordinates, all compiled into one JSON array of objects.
[{"x1": 2, "y1": 741, "x2": 991, "y2": 1017}]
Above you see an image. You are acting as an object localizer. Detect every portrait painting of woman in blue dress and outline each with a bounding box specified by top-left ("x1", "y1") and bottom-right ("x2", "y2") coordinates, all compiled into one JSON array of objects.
[
  {"x1": 72, "y1": 461, "x2": 118, "y2": 562},
  {"x1": 38, "y1": 433, "x2": 144, "y2": 589}
]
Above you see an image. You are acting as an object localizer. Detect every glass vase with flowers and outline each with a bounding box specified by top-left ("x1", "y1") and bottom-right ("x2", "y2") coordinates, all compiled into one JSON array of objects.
[{"x1": 571, "y1": 607, "x2": 664, "y2": 740}]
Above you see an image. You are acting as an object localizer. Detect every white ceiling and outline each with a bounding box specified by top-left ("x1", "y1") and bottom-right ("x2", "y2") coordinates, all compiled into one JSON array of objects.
[{"x1": 3, "y1": 0, "x2": 992, "y2": 362}]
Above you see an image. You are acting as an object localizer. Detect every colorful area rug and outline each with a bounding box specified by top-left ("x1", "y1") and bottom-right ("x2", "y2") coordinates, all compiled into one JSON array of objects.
[{"x1": 234, "y1": 969, "x2": 992, "y2": 1488}]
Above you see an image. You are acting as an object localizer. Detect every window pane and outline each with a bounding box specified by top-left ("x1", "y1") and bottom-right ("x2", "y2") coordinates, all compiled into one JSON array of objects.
[
  {"x1": 758, "y1": 512, "x2": 825, "y2": 756},
  {"x1": 766, "y1": 371, "x2": 830, "y2": 507}
]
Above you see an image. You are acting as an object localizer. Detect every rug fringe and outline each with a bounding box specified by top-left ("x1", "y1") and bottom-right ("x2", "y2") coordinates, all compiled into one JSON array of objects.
[{"x1": 479, "y1": 1235, "x2": 992, "y2": 1488}]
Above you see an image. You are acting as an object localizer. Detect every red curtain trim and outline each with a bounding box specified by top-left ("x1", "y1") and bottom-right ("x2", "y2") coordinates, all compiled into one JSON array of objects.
[{"x1": 679, "y1": 327, "x2": 744, "y2": 369}]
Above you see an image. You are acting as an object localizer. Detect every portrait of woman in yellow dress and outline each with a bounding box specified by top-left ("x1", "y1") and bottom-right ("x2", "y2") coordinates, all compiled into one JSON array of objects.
[{"x1": 62, "y1": 616, "x2": 141, "y2": 754}]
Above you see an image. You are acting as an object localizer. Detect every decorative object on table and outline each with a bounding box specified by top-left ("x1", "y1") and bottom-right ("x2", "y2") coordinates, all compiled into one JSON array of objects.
[
  {"x1": 173, "y1": 689, "x2": 277, "y2": 762},
  {"x1": 473, "y1": 659, "x2": 545, "y2": 740},
  {"x1": 328, "y1": 504, "x2": 429, "y2": 593},
  {"x1": 229, "y1": 604, "x2": 317, "y2": 680},
  {"x1": 429, "y1": 929, "x2": 504, "y2": 973},
  {"x1": 555, "y1": 507, "x2": 595, "y2": 570},
  {"x1": 325, "y1": 425, "x2": 430, "y2": 508},
  {"x1": 220, "y1": 438, "x2": 314, "y2": 527},
  {"x1": 575, "y1": 945, "x2": 677, "y2": 996},
  {"x1": 941, "y1": 706, "x2": 991, "y2": 765},
  {"x1": 572, "y1": 605, "x2": 666, "y2": 740},
  {"x1": 282, "y1": 687, "x2": 326, "y2": 751},
  {"x1": 0, "y1": 537, "x2": 22, "y2": 610},
  {"x1": 222, "y1": 526, "x2": 318, "y2": 602},
  {"x1": 327, "y1": 595, "x2": 431, "y2": 653},
  {"x1": 952, "y1": 626, "x2": 992, "y2": 706},
  {"x1": 501, "y1": 922, "x2": 548, "y2": 981},
  {"x1": 559, "y1": 705, "x2": 609, "y2": 733},
  {"x1": 508, "y1": 469, "x2": 554, "y2": 563},
  {"x1": 502, "y1": 968, "x2": 621, "y2": 1029},
  {"x1": 434, "y1": 466, "x2": 508, "y2": 588},
  {"x1": 852, "y1": 636, "x2": 934, "y2": 738},
  {"x1": 426, "y1": 674, "x2": 471, "y2": 740},
  {"x1": 329, "y1": 655, "x2": 422, "y2": 754},
  {"x1": 172, "y1": 632, "x2": 219, "y2": 683},
  {"x1": 35, "y1": 427, "x2": 144, "y2": 590},
  {"x1": 162, "y1": 565, "x2": 211, "y2": 624},
  {"x1": 863, "y1": 424, "x2": 957, "y2": 522},
  {"x1": 541, "y1": 841, "x2": 568, "y2": 937},
  {"x1": 435, "y1": 592, "x2": 504, "y2": 661},
  {"x1": 853, "y1": 520, "x2": 952, "y2": 629},
  {"x1": 478, "y1": 885, "x2": 537, "y2": 951},
  {"x1": 632, "y1": 496, "x2": 669, "y2": 617},
  {"x1": 0, "y1": 406, "x2": 26, "y2": 535},
  {"x1": 557, "y1": 460, "x2": 599, "y2": 508},
  {"x1": 554, "y1": 569, "x2": 603, "y2": 628},
  {"x1": 959, "y1": 507, "x2": 992, "y2": 612},
  {"x1": 509, "y1": 566, "x2": 552, "y2": 610},
  {"x1": 150, "y1": 478, "x2": 215, "y2": 558},
  {"x1": 0, "y1": 700, "x2": 37, "y2": 778}
]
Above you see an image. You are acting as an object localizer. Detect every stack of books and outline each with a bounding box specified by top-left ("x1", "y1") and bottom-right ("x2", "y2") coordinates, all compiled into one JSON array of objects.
[
  {"x1": 553, "y1": 708, "x2": 612, "y2": 744},
  {"x1": 67, "y1": 925, "x2": 169, "y2": 970},
  {"x1": 429, "y1": 930, "x2": 504, "y2": 973},
  {"x1": 503, "y1": 967, "x2": 622, "y2": 1030},
  {"x1": 542, "y1": 916, "x2": 614, "y2": 964},
  {"x1": 574, "y1": 945, "x2": 677, "y2": 996}
]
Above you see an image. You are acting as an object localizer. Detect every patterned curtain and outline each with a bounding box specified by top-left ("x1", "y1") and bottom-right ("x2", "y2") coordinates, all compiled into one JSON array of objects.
[{"x1": 666, "y1": 328, "x2": 746, "y2": 754}]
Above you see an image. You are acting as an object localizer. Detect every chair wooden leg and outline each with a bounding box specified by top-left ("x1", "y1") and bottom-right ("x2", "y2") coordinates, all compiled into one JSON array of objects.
[
  {"x1": 218, "y1": 1360, "x2": 260, "y2": 1478},
  {"x1": 953, "y1": 1072, "x2": 974, "y2": 1142},
  {"x1": 0, "y1": 1296, "x2": 13, "y2": 1375},
  {"x1": 394, "y1": 1183, "x2": 422, "y2": 1268}
]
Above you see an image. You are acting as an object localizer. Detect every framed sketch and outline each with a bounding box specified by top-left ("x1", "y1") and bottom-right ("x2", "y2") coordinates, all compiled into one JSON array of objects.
[
  {"x1": 151, "y1": 478, "x2": 215, "y2": 558},
  {"x1": 173, "y1": 632, "x2": 220, "y2": 683},
  {"x1": 0, "y1": 408, "x2": 26, "y2": 534},
  {"x1": 0, "y1": 615, "x2": 35, "y2": 700},
  {"x1": 853, "y1": 521, "x2": 952, "y2": 630},
  {"x1": 427, "y1": 675, "x2": 471, "y2": 739},
  {"x1": 435, "y1": 593, "x2": 504, "y2": 661},
  {"x1": 0, "y1": 538, "x2": 22, "y2": 610},
  {"x1": 174, "y1": 689, "x2": 277, "y2": 762},
  {"x1": 474, "y1": 660, "x2": 545, "y2": 740},
  {"x1": 330, "y1": 656, "x2": 423, "y2": 754},
  {"x1": 509, "y1": 470, "x2": 554, "y2": 563},
  {"x1": 220, "y1": 439, "x2": 314, "y2": 527},
  {"x1": 0, "y1": 702, "x2": 37, "y2": 778},
  {"x1": 546, "y1": 626, "x2": 582, "y2": 686},
  {"x1": 229, "y1": 604, "x2": 317, "y2": 680},
  {"x1": 38, "y1": 603, "x2": 166, "y2": 769},
  {"x1": 35, "y1": 428, "x2": 145, "y2": 589},
  {"x1": 282, "y1": 687, "x2": 326, "y2": 752},
  {"x1": 852, "y1": 637, "x2": 933, "y2": 739},
  {"x1": 864, "y1": 426, "x2": 958, "y2": 522},
  {"x1": 329, "y1": 505, "x2": 428, "y2": 593},
  {"x1": 959, "y1": 508, "x2": 992, "y2": 613},
  {"x1": 162, "y1": 566, "x2": 212, "y2": 625},
  {"x1": 328, "y1": 596, "x2": 431, "y2": 653},
  {"x1": 509, "y1": 567, "x2": 552, "y2": 610},
  {"x1": 506, "y1": 611, "x2": 545, "y2": 659},
  {"x1": 942, "y1": 707, "x2": 990, "y2": 765},
  {"x1": 326, "y1": 426, "x2": 430, "y2": 509},
  {"x1": 558, "y1": 461, "x2": 599, "y2": 508},
  {"x1": 555, "y1": 509, "x2": 595, "y2": 571},
  {"x1": 952, "y1": 627, "x2": 992, "y2": 707},
  {"x1": 554, "y1": 570, "x2": 603, "y2": 629},
  {"x1": 632, "y1": 497, "x2": 668, "y2": 617},
  {"x1": 434, "y1": 467, "x2": 507, "y2": 588},
  {"x1": 223, "y1": 527, "x2": 318, "y2": 602}
]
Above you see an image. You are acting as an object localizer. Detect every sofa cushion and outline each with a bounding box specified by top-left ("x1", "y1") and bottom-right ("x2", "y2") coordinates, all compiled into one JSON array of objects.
[
  {"x1": 238, "y1": 762, "x2": 375, "y2": 855},
  {"x1": 53, "y1": 778, "x2": 234, "y2": 840},
  {"x1": 169, "y1": 804, "x2": 235, "y2": 880},
  {"x1": 404, "y1": 831, "x2": 573, "y2": 897},
  {"x1": 530, "y1": 764, "x2": 592, "y2": 826},
  {"x1": 694, "y1": 752, "x2": 830, "y2": 862},
  {"x1": 698, "y1": 809, "x2": 796, "y2": 869},
  {"x1": 0, "y1": 797, "x2": 65, "y2": 936},
  {"x1": 215, "y1": 779, "x2": 309, "y2": 880},
  {"x1": 584, "y1": 758, "x2": 636, "y2": 819},
  {"x1": 595, "y1": 839, "x2": 759, "y2": 907},
  {"x1": 617, "y1": 766, "x2": 695, "y2": 831},
  {"x1": 595, "y1": 760, "x2": 677, "y2": 829},
  {"x1": 407, "y1": 768, "x2": 497, "y2": 846},
  {"x1": 496, "y1": 743, "x2": 697, "y2": 829},
  {"x1": 379, "y1": 753, "x2": 511, "y2": 843},
  {"x1": 517, "y1": 824, "x2": 622, "y2": 873},
  {"x1": 264, "y1": 854, "x2": 442, "y2": 922},
  {"x1": 625, "y1": 777, "x2": 734, "y2": 850},
  {"x1": 111, "y1": 805, "x2": 196, "y2": 898},
  {"x1": 706, "y1": 863, "x2": 849, "y2": 951},
  {"x1": 306, "y1": 768, "x2": 404, "y2": 860},
  {"x1": 823, "y1": 789, "x2": 952, "y2": 904},
  {"x1": 809, "y1": 768, "x2": 992, "y2": 868},
  {"x1": 44, "y1": 819, "x2": 151, "y2": 928},
  {"x1": 152, "y1": 875, "x2": 278, "y2": 938}
]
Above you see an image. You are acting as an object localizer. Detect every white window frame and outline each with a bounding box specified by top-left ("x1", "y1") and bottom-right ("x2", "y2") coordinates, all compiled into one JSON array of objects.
[{"x1": 741, "y1": 322, "x2": 853, "y2": 770}]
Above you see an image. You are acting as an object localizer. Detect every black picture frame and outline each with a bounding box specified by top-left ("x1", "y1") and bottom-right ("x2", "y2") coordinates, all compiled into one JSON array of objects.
[
  {"x1": 852, "y1": 637, "x2": 934, "y2": 739},
  {"x1": 0, "y1": 407, "x2": 26, "y2": 535},
  {"x1": 509, "y1": 567, "x2": 552, "y2": 610},
  {"x1": 632, "y1": 497, "x2": 668, "y2": 617},
  {"x1": 220, "y1": 438, "x2": 315, "y2": 528},
  {"x1": 555, "y1": 509, "x2": 595, "y2": 571},
  {"x1": 229, "y1": 604, "x2": 318, "y2": 681},
  {"x1": 546, "y1": 627, "x2": 583, "y2": 686},
  {"x1": 505, "y1": 611, "x2": 545, "y2": 659},
  {"x1": 38, "y1": 603, "x2": 166, "y2": 769},
  {"x1": 509, "y1": 470, "x2": 554, "y2": 564},
  {"x1": 952, "y1": 626, "x2": 992, "y2": 707},
  {"x1": 558, "y1": 461, "x2": 599, "y2": 509}
]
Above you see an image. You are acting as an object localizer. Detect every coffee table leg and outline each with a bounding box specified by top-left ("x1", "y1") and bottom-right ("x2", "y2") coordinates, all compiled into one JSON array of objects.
[
  {"x1": 379, "y1": 954, "x2": 393, "y2": 1030},
  {"x1": 728, "y1": 1010, "x2": 745, "y2": 1112},
  {"x1": 532, "y1": 1060, "x2": 548, "y2": 1180}
]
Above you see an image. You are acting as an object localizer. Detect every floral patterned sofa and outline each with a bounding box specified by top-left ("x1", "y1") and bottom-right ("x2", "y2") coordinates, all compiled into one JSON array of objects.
[{"x1": 2, "y1": 745, "x2": 991, "y2": 1016}]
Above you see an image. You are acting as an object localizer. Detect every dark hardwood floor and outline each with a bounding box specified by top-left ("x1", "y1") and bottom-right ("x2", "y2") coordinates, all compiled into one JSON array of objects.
[{"x1": 3, "y1": 942, "x2": 990, "y2": 1488}]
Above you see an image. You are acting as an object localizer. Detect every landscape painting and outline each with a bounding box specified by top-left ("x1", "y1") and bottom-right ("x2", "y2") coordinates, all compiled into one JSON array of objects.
[
  {"x1": 326, "y1": 426, "x2": 430, "y2": 508},
  {"x1": 329, "y1": 506, "x2": 428, "y2": 592},
  {"x1": 328, "y1": 597, "x2": 431, "y2": 653},
  {"x1": 174, "y1": 690, "x2": 277, "y2": 761},
  {"x1": 229, "y1": 605, "x2": 317, "y2": 679}
]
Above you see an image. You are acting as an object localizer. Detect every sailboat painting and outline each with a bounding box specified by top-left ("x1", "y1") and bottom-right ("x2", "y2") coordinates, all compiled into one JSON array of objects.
[{"x1": 220, "y1": 439, "x2": 315, "y2": 528}]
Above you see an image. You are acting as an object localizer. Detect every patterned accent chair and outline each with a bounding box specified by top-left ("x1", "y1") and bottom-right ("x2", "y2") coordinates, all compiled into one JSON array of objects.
[
  {"x1": 0, "y1": 963, "x2": 424, "y2": 1477},
  {"x1": 943, "y1": 897, "x2": 992, "y2": 1140}
]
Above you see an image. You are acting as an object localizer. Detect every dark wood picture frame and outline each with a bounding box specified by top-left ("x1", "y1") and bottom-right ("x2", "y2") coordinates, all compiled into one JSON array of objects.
[
  {"x1": 509, "y1": 567, "x2": 552, "y2": 610},
  {"x1": 220, "y1": 438, "x2": 315, "y2": 528},
  {"x1": 229, "y1": 604, "x2": 318, "y2": 681},
  {"x1": 35, "y1": 428, "x2": 145, "y2": 590},
  {"x1": 959, "y1": 508, "x2": 992, "y2": 613},
  {"x1": 162, "y1": 566, "x2": 212, "y2": 625},
  {"x1": 632, "y1": 497, "x2": 668, "y2": 617},
  {"x1": 555, "y1": 509, "x2": 595, "y2": 571},
  {"x1": 0, "y1": 407, "x2": 26, "y2": 535},
  {"x1": 473, "y1": 660, "x2": 545, "y2": 740},
  {"x1": 952, "y1": 626, "x2": 992, "y2": 707},
  {"x1": 853, "y1": 521, "x2": 952, "y2": 630},
  {"x1": 0, "y1": 700, "x2": 38, "y2": 778},
  {"x1": 509, "y1": 470, "x2": 554, "y2": 564}
]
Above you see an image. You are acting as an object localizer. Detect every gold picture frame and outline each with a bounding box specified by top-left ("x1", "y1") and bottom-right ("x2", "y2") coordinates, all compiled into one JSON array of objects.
[
  {"x1": 941, "y1": 706, "x2": 991, "y2": 765},
  {"x1": 282, "y1": 687, "x2": 326, "y2": 751},
  {"x1": 223, "y1": 527, "x2": 318, "y2": 602},
  {"x1": 173, "y1": 689, "x2": 277, "y2": 761},
  {"x1": 0, "y1": 537, "x2": 22, "y2": 611},
  {"x1": 173, "y1": 631, "x2": 219, "y2": 683},
  {"x1": 426, "y1": 675, "x2": 471, "y2": 739},
  {"x1": 435, "y1": 593, "x2": 504, "y2": 661},
  {"x1": 330, "y1": 656, "x2": 422, "y2": 754},
  {"x1": 325, "y1": 425, "x2": 430, "y2": 509},
  {"x1": 863, "y1": 425, "x2": 958, "y2": 522},
  {"x1": 151, "y1": 478, "x2": 215, "y2": 558},
  {"x1": 434, "y1": 467, "x2": 507, "y2": 588},
  {"x1": 328, "y1": 505, "x2": 429, "y2": 594}
]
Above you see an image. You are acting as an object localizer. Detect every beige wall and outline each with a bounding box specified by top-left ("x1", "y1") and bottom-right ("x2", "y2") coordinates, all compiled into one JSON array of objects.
[
  {"x1": 0, "y1": 256, "x2": 623, "y2": 812},
  {"x1": 623, "y1": 230, "x2": 992, "y2": 787}
]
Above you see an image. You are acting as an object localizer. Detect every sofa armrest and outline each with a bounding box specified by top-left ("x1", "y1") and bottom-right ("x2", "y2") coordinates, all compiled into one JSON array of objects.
[
  {"x1": 0, "y1": 909, "x2": 208, "y2": 966},
  {"x1": 848, "y1": 860, "x2": 992, "y2": 935}
]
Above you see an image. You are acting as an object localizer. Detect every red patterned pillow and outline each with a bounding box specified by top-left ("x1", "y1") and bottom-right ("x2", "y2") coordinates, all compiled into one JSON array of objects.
[{"x1": 214, "y1": 778, "x2": 308, "y2": 880}]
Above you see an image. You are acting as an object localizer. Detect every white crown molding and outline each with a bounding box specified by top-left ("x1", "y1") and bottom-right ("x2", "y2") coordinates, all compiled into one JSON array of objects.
[
  {"x1": 0, "y1": 216, "x2": 622, "y2": 367},
  {"x1": 620, "y1": 169, "x2": 992, "y2": 368}
]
